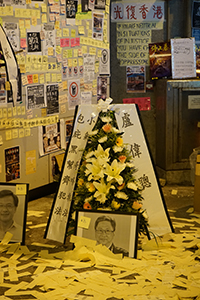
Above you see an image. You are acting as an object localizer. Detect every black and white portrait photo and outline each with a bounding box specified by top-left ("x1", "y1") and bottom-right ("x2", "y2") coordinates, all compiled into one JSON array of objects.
[
  {"x1": 0, "y1": 183, "x2": 28, "y2": 244},
  {"x1": 75, "y1": 210, "x2": 138, "y2": 258}
]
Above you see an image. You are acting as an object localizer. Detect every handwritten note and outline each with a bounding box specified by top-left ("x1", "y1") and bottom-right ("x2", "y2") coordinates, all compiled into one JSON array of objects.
[{"x1": 171, "y1": 38, "x2": 196, "y2": 79}]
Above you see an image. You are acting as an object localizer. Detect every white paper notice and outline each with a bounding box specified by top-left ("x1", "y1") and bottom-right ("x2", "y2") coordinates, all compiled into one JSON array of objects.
[{"x1": 171, "y1": 37, "x2": 196, "y2": 79}]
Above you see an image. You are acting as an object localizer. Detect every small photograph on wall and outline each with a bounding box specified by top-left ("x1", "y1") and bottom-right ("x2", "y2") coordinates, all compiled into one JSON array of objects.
[
  {"x1": 5, "y1": 146, "x2": 20, "y2": 182},
  {"x1": 50, "y1": 152, "x2": 65, "y2": 182},
  {"x1": 0, "y1": 183, "x2": 28, "y2": 244},
  {"x1": 149, "y1": 41, "x2": 171, "y2": 79},
  {"x1": 126, "y1": 66, "x2": 146, "y2": 93},
  {"x1": 66, "y1": 119, "x2": 73, "y2": 147},
  {"x1": 27, "y1": 31, "x2": 42, "y2": 54},
  {"x1": 38, "y1": 122, "x2": 64, "y2": 156},
  {"x1": 66, "y1": 0, "x2": 77, "y2": 18},
  {"x1": 97, "y1": 76, "x2": 107, "y2": 101}
]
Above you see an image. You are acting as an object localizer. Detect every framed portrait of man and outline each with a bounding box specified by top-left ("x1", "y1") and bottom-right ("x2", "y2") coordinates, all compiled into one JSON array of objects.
[
  {"x1": 75, "y1": 210, "x2": 139, "y2": 258},
  {"x1": 0, "y1": 182, "x2": 29, "y2": 244}
]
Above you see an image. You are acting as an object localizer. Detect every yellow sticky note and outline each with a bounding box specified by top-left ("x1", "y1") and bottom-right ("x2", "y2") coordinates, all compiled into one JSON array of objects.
[
  {"x1": 48, "y1": 47, "x2": 54, "y2": 56},
  {"x1": 51, "y1": 73, "x2": 57, "y2": 82},
  {"x1": 1, "y1": 232, "x2": 13, "y2": 244},
  {"x1": 63, "y1": 28, "x2": 69, "y2": 36},
  {"x1": 35, "y1": 3, "x2": 39, "y2": 8},
  {"x1": 78, "y1": 216, "x2": 91, "y2": 229},
  {"x1": 3, "y1": 108, "x2": 7, "y2": 118},
  {"x1": 33, "y1": 74, "x2": 39, "y2": 83},
  {"x1": 7, "y1": 108, "x2": 12, "y2": 118},
  {"x1": 21, "y1": 106, "x2": 26, "y2": 115},
  {"x1": 39, "y1": 74, "x2": 45, "y2": 84},
  {"x1": 25, "y1": 19, "x2": 31, "y2": 29},
  {"x1": 63, "y1": 81, "x2": 67, "y2": 90},
  {"x1": 5, "y1": 130, "x2": 12, "y2": 140},
  {"x1": 32, "y1": 16, "x2": 37, "y2": 26},
  {"x1": 12, "y1": 129, "x2": 18, "y2": 139},
  {"x1": 42, "y1": 13, "x2": 47, "y2": 23},
  {"x1": 17, "y1": 106, "x2": 21, "y2": 116},
  {"x1": 16, "y1": 184, "x2": 27, "y2": 195},
  {"x1": 5, "y1": 81, "x2": 10, "y2": 91},
  {"x1": 41, "y1": 4, "x2": 47, "y2": 13},
  {"x1": 71, "y1": 29, "x2": 76, "y2": 37},
  {"x1": 46, "y1": 73, "x2": 51, "y2": 82},
  {"x1": 19, "y1": 128, "x2": 24, "y2": 138}
]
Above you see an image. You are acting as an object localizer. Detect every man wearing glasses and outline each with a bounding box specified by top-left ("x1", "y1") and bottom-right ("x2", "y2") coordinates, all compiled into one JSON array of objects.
[
  {"x1": 0, "y1": 190, "x2": 22, "y2": 241},
  {"x1": 95, "y1": 215, "x2": 129, "y2": 257}
]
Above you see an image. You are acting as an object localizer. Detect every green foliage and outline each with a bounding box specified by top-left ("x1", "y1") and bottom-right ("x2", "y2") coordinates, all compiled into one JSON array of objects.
[{"x1": 70, "y1": 110, "x2": 149, "y2": 236}]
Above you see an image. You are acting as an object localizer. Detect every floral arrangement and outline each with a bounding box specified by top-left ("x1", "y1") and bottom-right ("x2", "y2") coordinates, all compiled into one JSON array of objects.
[{"x1": 71, "y1": 108, "x2": 149, "y2": 236}]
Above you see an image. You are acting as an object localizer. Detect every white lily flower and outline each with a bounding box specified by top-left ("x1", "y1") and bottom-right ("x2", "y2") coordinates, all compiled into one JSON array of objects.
[
  {"x1": 105, "y1": 159, "x2": 126, "y2": 185},
  {"x1": 113, "y1": 145, "x2": 123, "y2": 153},
  {"x1": 101, "y1": 116, "x2": 112, "y2": 123},
  {"x1": 98, "y1": 136, "x2": 108, "y2": 143},
  {"x1": 85, "y1": 159, "x2": 104, "y2": 181},
  {"x1": 115, "y1": 191, "x2": 128, "y2": 200},
  {"x1": 127, "y1": 182, "x2": 138, "y2": 191},
  {"x1": 93, "y1": 179, "x2": 114, "y2": 204}
]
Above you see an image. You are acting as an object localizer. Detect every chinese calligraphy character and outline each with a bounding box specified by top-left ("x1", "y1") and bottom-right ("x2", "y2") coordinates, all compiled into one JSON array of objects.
[
  {"x1": 87, "y1": 116, "x2": 96, "y2": 125},
  {"x1": 67, "y1": 160, "x2": 74, "y2": 169},
  {"x1": 114, "y1": 5, "x2": 123, "y2": 20},
  {"x1": 73, "y1": 129, "x2": 81, "y2": 139},
  {"x1": 74, "y1": 161, "x2": 79, "y2": 170},
  {"x1": 77, "y1": 113, "x2": 85, "y2": 124},
  {"x1": 62, "y1": 208, "x2": 69, "y2": 217},
  {"x1": 4, "y1": 48, "x2": 11, "y2": 59},
  {"x1": 84, "y1": 131, "x2": 89, "y2": 140},
  {"x1": 122, "y1": 112, "x2": 134, "y2": 128},
  {"x1": 126, "y1": 5, "x2": 136, "y2": 20},
  {"x1": 71, "y1": 177, "x2": 75, "y2": 185},
  {"x1": 54, "y1": 206, "x2": 62, "y2": 215},
  {"x1": 130, "y1": 143, "x2": 142, "y2": 158},
  {"x1": 67, "y1": 193, "x2": 72, "y2": 201},
  {"x1": 138, "y1": 174, "x2": 151, "y2": 189},
  {"x1": 58, "y1": 191, "x2": 66, "y2": 200},
  {"x1": 69, "y1": 145, "x2": 78, "y2": 154},
  {"x1": 62, "y1": 175, "x2": 71, "y2": 185},
  {"x1": 153, "y1": 5, "x2": 163, "y2": 19},
  {"x1": 139, "y1": 4, "x2": 148, "y2": 19}
]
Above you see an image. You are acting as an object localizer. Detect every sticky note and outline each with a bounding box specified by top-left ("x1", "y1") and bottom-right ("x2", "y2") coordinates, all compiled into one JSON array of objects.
[
  {"x1": 78, "y1": 216, "x2": 91, "y2": 229},
  {"x1": 16, "y1": 184, "x2": 27, "y2": 195}
]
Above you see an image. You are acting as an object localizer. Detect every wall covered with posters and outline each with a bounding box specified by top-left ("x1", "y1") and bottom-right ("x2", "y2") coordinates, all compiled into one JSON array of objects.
[
  {"x1": 110, "y1": 0, "x2": 167, "y2": 161},
  {"x1": 0, "y1": 0, "x2": 110, "y2": 190}
]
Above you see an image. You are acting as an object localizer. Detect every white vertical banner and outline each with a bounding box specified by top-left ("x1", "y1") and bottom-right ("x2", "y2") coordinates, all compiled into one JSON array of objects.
[
  {"x1": 114, "y1": 104, "x2": 173, "y2": 237},
  {"x1": 45, "y1": 105, "x2": 99, "y2": 243}
]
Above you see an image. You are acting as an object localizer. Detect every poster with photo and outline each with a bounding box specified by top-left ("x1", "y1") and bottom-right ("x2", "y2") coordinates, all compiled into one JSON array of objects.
[
  {"x1": 92, "y1": 12, "x2": 104, "y2": 40},
  {"x1": 50, "y1": 152, "x2": 65, "y2": 182},
  {"x1": 46, "y1": 83, "x2": 59, "y2": 115},
  {"x1": 149, "y1": 42, "x2": 171, "y2": 79},
  {"x1": 68, "y1": 79, "x2": 80, "y2": 110},
  {"x1": 0, "y1": 182, "x2": 28, "y2": 244},
  {"x1": 42, "y1": 24, "x2": 55, "y2": 56},
  {"x1": 126, "y1": 66, "x2": 146, "y2": 93},
  {"x1": 66, "y1": 0, "x2": 77, "y2": 24},
  {"x1": 39, "y1": 122, "x2": 62, "y2": 156},
  {"x1": 5, "y1": 146, "x2": 20, "y2": 182},
  {"x1": 3, "y1": 22, "x2": 20, "y2": 53},
  {"x1": 97, "y1": 76, "x2": 107, "y2": 101},
  {"x1": 27, "y1": 29, "x2": 42, "y2": 54},
  {"x1": 65, "y1": 119, "x2": 73, "y2": 147},
  {"x1": 26, "y1": 84, "x2": 46, "y2": 109}
]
